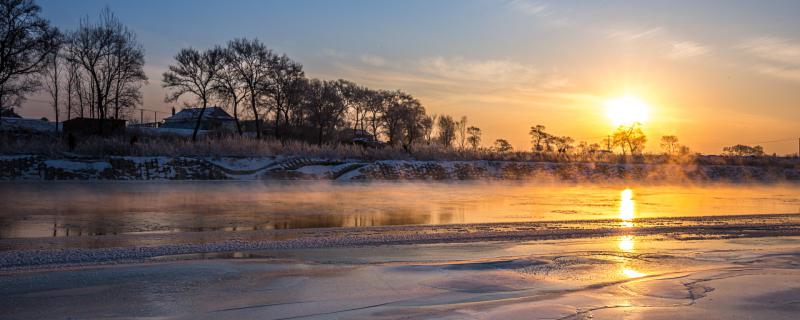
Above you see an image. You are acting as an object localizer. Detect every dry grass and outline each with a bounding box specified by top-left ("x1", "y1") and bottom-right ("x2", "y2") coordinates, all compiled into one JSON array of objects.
[{"x1": 1, "y1": 131, "x2": 797, "y2": 167}]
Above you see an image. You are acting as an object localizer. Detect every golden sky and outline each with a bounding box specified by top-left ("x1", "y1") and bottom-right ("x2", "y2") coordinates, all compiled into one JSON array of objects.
[{"x1": 23, "y1": 0, "x2": 800, "y2": 154}]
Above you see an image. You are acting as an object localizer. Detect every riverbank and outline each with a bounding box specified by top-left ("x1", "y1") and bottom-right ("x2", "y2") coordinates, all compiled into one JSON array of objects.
[{"x1": 1, "y1": 155, "x2": 798, "y2": 181}]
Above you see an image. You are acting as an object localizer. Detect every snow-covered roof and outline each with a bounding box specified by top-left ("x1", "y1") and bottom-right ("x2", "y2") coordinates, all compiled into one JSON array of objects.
[
  {"x1": 164, "y1": 107, "x2": 234, "y2": 122},
  {"x1": 1, "y1": 108, "x2": 22, "y2": 118}
]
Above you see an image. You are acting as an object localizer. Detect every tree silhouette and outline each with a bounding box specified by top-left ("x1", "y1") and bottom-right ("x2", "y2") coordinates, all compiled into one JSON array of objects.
[{"x1": 162, "y1": 46, "x2": 225, "y2": 141}]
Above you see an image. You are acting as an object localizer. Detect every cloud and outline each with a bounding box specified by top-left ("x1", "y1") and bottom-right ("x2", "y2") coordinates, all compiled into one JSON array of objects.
[
  {"x1": 359, "y1": 54, "x2": 386, "y2": 67},
  {"x1": 739, "y1": 37, "x2": 800, "y2": 65},
  {"x1": 605, "y1": 27, "x2": 664, "y2": 42},
  {"x1": 667, "y1": 41, "x2": 710, "y2": 59},
  {"x1": 738, "y1": 37, "x2": 800, "y2": 82},
  {"x1": 420, "y1": 57, "x2": 568, "y2": 89},
  {"x1": 506, "y1": 0, "x2": 548, "y2": 16},
  {"x1": 505, "y1": 0, "x2": 569, "y2": 27},
  {"x1": 752, "y1": 65, "x2": 800, "y2": 82}
]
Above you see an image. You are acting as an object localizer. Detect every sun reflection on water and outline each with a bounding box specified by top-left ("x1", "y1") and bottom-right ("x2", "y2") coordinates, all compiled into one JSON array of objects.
[
  {"x1": 618, "y1": 235, "x2": 635, "y2": 252},
  {"x1": 622, "y1": 268, "x2": 647, "y2": 278},
  {"x1": 619, "y1": 188, "x2": 636, "y2": 227}
]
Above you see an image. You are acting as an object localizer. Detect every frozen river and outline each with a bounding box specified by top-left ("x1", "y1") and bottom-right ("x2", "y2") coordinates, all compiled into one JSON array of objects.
[{"x1": 1, "y1": 181, "x2": 798, "y2": 239}]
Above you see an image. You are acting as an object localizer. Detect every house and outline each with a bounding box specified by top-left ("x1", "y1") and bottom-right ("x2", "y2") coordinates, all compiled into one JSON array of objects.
[
  {"x1": 338, "y1": 128, "x2": 385, "y2": 148},
  {"x1": 63, "y1": 118, "x2": 126, "y2": 136},
  {"x1": 162, "y1": 107, "x2": 236, "y2": 131},
  {"x1": 339, "y1": 128, "x2": 376, "y2": 142},
  {"x1": 1, "y1": 107, "x2": 22, "y2": 118}
]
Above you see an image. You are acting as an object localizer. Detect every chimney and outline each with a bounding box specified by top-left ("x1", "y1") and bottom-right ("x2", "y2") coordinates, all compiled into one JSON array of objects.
[{"x1": 171, "y1": 107, "x2": 176, "y2": 116}]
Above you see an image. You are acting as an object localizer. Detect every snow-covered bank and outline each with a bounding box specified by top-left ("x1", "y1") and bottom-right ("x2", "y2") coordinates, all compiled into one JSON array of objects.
[{"x1": 1, "y1": 155, "x2": 799, "y2": 182}]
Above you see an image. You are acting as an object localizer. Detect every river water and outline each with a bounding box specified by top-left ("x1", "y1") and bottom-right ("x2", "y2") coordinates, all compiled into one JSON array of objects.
[{"x1": 0, "y1": 181, "x2": 798, "y2": 239}]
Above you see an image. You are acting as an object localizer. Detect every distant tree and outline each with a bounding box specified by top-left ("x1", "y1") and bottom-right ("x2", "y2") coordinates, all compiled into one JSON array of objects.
[
  {"x1": 466, "y1": 126, "x2": 481, "y2": 150},
  {"x1": 660, "y1": 135, "x2": 679, "y2": 155},
  {"x1": 365, "y1": 89, "x2": 387, "y2": 141},
  {"x1": 455, "y1": 116, "x2": 468, "y2": 150},
  {"x1": 589, "y1": 143, "x2": 601, "y2": 154},
  {"x1": 678, "y1": 145, "x2": 692, "y2": 156},
  {"x1": 529, "y1": 125, "x2": 548, "y2": 152},
  {"x1": 226, "y1": 38, "x2": 274, "y2": 138},
  {"x1": 65, "y1": 8, "x2": 145, "y2": 120},
  {"x1": 214, "y1": 51, "x2": 246, "y2": 134},
  {"x1": 612, "y1": 122, "x2": 647, "y2": 155},
  {"x1": 422, "y1": 114, "x2": 437, "y2": 144},
  {"x1": 303, "y1": 79, "x2": 345, "y2": 145},
  {"x1": 722, "y1": 144, "x2": 765, "y2": 157},
  {"x1": 493, "y1": 139, "x2": 513, "y2": 153},
  {"x1": 0, "y1": 0, "x2": 60, "y2": 115},
  {"x1": 437, "y1": 115, "x2": 457, "y2": 147},
  {"x1": 554, "y1": 136, "x2": 574, "y2": 154},
  {"x1": 268, "y1": 54, "x2": 305, "y2": 139},
  {"x1": 41, "y1": 41, "x2": 62, "y2": 130},
  {"x1": 335, "y1": 79, "x2": 368, "y2": 133},
  {"x1": 382, "y1": 90, "x2": 426, "y2": 150},
  {"x1": 162, "y1": 46, "x2": 225, "y2": 141}
]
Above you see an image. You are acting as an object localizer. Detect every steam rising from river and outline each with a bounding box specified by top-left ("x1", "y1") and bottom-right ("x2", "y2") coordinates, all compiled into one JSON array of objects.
[{"x1": 0, "y1": 181, "x2": 798, "y2": 239}]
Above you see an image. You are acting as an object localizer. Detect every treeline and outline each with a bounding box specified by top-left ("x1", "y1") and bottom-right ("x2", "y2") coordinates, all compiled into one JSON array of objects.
[
  {"x1": 1, "y1": 3, "x2": 147, "y2": 126},
  {"x1": 161, "y1": 39, "x2": 487, "y2": 149}
]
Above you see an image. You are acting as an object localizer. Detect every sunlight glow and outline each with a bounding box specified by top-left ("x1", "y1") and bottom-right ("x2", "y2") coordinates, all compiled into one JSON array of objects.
[
  {"x1": 619, "y1": 188, "x2": 636, "y2": 222},
  {"x1": 622, "y1": 268, "x2": 647, "y2": 278},
  {"x1": 618, "y1": 235, "x2": 635, "y2": 252},
  {"x1": 605, "y1": 95, "x2": 650, "y2": 126}
]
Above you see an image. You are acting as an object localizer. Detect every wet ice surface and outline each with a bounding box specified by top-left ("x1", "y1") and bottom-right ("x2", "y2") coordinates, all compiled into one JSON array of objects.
[
  {"x1": 3, "y1": 181, "x2": 800, "y2": 318},
  {"x1": 4, "y1": 236, "x2": 800, "y2": 319}
]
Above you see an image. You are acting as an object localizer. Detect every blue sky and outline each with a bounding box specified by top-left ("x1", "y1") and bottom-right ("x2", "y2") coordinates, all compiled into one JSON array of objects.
[{"x1": 22, "y1": 0, "x2": 800, "y2": 153}]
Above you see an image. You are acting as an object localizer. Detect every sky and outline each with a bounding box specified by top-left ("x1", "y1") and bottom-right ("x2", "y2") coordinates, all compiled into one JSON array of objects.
[{"x1": 19, "y1": 0, "x2": 800, "y2": 154}]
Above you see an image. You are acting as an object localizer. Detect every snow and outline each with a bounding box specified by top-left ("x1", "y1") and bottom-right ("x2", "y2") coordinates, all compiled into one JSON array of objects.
[
  {"x1": 133, "y1": 127, "x2": 210, "y2": 137},
  {"x1": 207, "y1": 157, "x2": 275, "y2": 171},
  {"x1": 43, "y1": 159, "x2": 112, "y2": 171},
  {"x1": 0, "y1": 117, "x2": 59, "y2": 132},
  {"x1": 336, "y1": 166, "x2": 364, "y2": 181}
]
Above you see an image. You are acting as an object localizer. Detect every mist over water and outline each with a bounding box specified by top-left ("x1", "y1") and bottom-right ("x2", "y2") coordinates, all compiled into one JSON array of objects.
[{"x1": 0, "y1": 181, "x2": 798, "y2": 239}]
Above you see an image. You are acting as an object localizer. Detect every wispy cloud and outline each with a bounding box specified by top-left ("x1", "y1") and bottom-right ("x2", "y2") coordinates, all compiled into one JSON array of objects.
[
  {"x1": 738, "y1": 37, "x2": 800, "y2": 82},
  {"x1": 506, "y1": 0, "x2": 548, "y2": 16},
  {"x1": 667, "y1": 41, "x2": 710, "y2": 59},
  {"x1": 505, "y1": 0, "x2": 569, "y2": 27},
  {"x1": 605, "y1": 27, "x2": 664, "y2": 42},
  {"x1": 739, "y1": 37, "x2": 800, "y2": 65},
  {"x1": 359, "y1": 54, "x2": 386, "y2": 67}
]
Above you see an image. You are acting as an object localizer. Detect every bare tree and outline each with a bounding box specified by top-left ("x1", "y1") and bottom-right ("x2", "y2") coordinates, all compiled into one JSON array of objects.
[
  {"x1": 0, "y1": 0, "x2": 59, "y2": 115},
  {"x1": 335, "y1": 79, "x2": 369, "y2": 132},
  {"x1": 612, "y1": 123, "x2": 647, "y2": 155},
  {"x1": 303, "y1": 79, "x2": 345, "y2": 145},
  {"x1": 365, "y1": 89, "x2": 387, "y2": 140},
  {"x1": 421, "y1": 113, "x2": 436, "y2": 144},
  {"x1": 493, "y1": 139, "x2": 513, "y2": 153},
  {"x1": 41, "y1": 45, "x2": 61, "y2": 131},
  {"x1": 64, "y1": 8, "x2": 145, "y2": 120},
  {"x1": 381, "y1": 90, "x2": 425, "y2": 149},
  {"x1": 437, "y1": 115, "x2": 457, "y2": 147},
  {"x1": 467, "y1": 126, "x2": 481, "y2": 150},
  {"x1": 227, "y1": 38, "x2": 274, "y2": 138},
  {"x1": 455, "y1": 116, "x2": 468, "y2": 150},
  {"x1": 214, "y1": 51, "x2": 246, "y2": 135},
  {"x1": 660, "y1": 135, "x2": 679, "y2": 155},
  {"x1": 162, "y1": 46, "x2": 225, "y2": 141},
  {"x1": 529, "y1": 125, "x2": 548, "y2": 152},
  {"x1": 268, "y1": 54, "x2": 305, "y2": 139}
]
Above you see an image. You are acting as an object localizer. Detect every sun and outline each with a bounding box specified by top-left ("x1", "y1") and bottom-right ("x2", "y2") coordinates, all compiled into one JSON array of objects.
[{"x1": 605, "y1": 95, "x2": 650, "y2": 127}]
